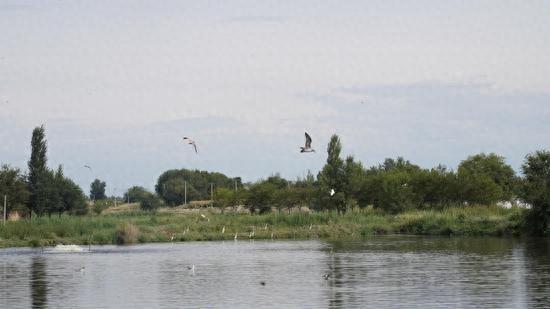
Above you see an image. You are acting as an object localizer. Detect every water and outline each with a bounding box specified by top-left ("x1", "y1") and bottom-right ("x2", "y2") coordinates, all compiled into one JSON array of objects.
[{"x1": 1, "y1": 237, "x2": 549, "y2": 308}]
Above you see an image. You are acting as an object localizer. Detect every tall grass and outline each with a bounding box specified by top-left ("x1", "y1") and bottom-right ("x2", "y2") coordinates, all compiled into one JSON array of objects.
[{"x1": 0, "y1": 205, "x2": 527, "y2": 248}]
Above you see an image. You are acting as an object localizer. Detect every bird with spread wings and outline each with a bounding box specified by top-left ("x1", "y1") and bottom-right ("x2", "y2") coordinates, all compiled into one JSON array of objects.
[{"x1": 183, "y1": 137, "x2": 198, "y2": 154}]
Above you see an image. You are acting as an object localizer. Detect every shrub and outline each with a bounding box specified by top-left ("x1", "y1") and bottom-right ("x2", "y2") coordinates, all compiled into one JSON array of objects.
[
  {"x1": 139, "y1": 193, "x2": 162, "y2": 211},
  {"x1": 521, "y1": 151, "x2": 550, "y2": 235},
  {"x1": 115, "y1": 222, "x2": 139, "y2": 245},
  {"x1": 92, "y1": 199, "x2": 113, "y2": 215}
]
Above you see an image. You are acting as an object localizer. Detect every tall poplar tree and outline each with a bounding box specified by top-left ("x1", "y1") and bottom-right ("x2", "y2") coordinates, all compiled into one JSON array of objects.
[{"x1": 27, "y1": 125, "x2": 48, "y2": 217}]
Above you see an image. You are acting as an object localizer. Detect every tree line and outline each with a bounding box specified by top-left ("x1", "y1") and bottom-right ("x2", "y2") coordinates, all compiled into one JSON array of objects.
[
  {"x1": 1, "y1": 126, "x2": 548, "y2": 235},
  {"x1": 151, "y1": 135, "x2": 548, "y2": 235}
]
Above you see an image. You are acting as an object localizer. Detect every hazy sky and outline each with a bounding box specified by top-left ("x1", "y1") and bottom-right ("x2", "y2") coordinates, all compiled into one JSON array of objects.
[{"x1": 1, "y1": 1, "x2": 549, "y2": 195}]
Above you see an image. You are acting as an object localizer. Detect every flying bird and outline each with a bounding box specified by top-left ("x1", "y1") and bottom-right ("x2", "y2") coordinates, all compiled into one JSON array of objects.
[
  {"x1": 300, "y1": 132, "x2": 315, "y2": 153},
  {"x1": 183, "y1": 137, "x2": 198, "y2": 153},
  {"x1": 83, "y1": 165, "x2": 92, "y2": 171},
  {"x1": 323, "y1": 273, "x2": 331, "y2": 280}
]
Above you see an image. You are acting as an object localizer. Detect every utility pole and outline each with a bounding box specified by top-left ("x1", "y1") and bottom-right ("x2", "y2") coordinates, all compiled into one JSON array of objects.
[
  {"x1": 114, "y1": 188, "x2": 117, "y2": 207},
  {"x1": 3, "y1": 195, "x2": 6, "y2": 226},
  {"x1": 184, "y1": 181, "x2": 187, "y2": 205},
  {"x1": 210, "y1": 183, "x2": 213, "y2": 203}
]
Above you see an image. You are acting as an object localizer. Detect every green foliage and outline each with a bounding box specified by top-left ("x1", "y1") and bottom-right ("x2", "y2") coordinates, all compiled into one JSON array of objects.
[
  {"x1": 90, "y1": 179, "x2": 107, "y2": 201},
  {"x1": 0, "y1": 205, "x2": 526, "y2": 248},
  {"x1": 93, "y1": 199, "x2": 113, "y2": 215},
  {"x1": 139, "y1": 192, "x2": 162, "y2": 211},
  {"x1": 0, "y1": 165, "x2": 30, "y2": 216},
  {"x1": 213, "y1": 187, "x2": 235, "y2": 209},
  {"x1": 56, "y1": 167, "x2": 88, "y2": 216},
  {"x1": 521, "y1": 151, "x2": 550, "y2": 235},
  {"x1": 364, "y1": 169, "x2": 417, "y2": 213},
  {"x1": 457, "y1": 153, "x2": 517, "y2": 203},
  {"x1": 317, "y1": 135, "x2": 347, "y2": 212},
  {"x1": 155, "y1": 168, "x2": 240, "y2": 205},
  {"x1": 27, "y1": 125, "x2": 48, "y2": 217},
  {"x1": 246, "y1": 181, "x2": 277, "y2": 214},
  {"x1": 123, "y1": 186, "x2": 150, "y2": 203},
  {"x1": 24, "y1": 126, "x2": 88, "y2": 217}
]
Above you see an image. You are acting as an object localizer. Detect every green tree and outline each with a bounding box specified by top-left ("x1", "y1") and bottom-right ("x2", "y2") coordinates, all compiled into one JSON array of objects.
[
  {"x1": 246, "y1": 181, "x2": 277, "y2": 214},
  {"x1": 0, "y1": 164, "x2": 30, "y2": 216},
  {"x1": 90, "y1": 179, "x2": 107, "y2": 201},
  {"x1": 139, "y1": 192, "x2": 162, "y2": 211},
  {"x1": 408, "y1": 166, "x2": 460, "y2": 208},
  {"x1": 342, "y1": 156, "x2": 365, "y2": 209},
  {"x1": 213, "y1": 187, "x2": 235, "y2": 211},
  {"x1": 521, "y1": 151, "x2": 550, "y2": 235},
  {"x1": 55, "y1": 166, "x2": 87, "y2": 215},
  {"x1": 155, "y1": 168, "x2": 241, "y2": 204},
  {"x1": 317, "y1": 134, "x2": 346, "y2": 213},
  {"x1": 33, "y1": 169, "x2": 60, "y2": 216},
  {"x1": 364, "y1": 170, "x2": 416, "y2": 213},
  {"x1": 123, "y1": 186, "x2": 150, "y2": 203},
  {"x1": 458, "y1": 153, "x2": 517, "y2": 203},
  {"x1": 27, "y1": 125, "x2": 48, "y2": 217}
]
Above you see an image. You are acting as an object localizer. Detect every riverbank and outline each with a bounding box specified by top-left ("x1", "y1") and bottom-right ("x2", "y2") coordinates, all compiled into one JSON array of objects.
[{"x1": 0, "y1": 205, "x2": 529, "y2": 248}]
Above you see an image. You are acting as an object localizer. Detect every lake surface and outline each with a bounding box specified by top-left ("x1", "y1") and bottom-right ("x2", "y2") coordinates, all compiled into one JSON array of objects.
[{"x1": 1, "y1": 237, "x2": 549, "y2": 308}]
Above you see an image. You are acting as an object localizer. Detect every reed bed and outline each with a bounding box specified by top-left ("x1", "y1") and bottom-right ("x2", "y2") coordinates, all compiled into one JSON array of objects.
[{"x1": 0, "y1": 205, "x2": 526, "y2": 248}]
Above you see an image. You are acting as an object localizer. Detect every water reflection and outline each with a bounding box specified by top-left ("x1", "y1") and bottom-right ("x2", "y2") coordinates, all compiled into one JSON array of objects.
[
  {"x1": 30, "y1": 256, "x2": 47, "y2": 309},
  {"x1": 323, "y1": 237, "x2": 550, "y2": 308},
  {"x1": 0, "y1": 238, "x2": 548, "y2": 308},
  {"x1": 524, "y1": 238, "x2": 550, "y2": 307}
]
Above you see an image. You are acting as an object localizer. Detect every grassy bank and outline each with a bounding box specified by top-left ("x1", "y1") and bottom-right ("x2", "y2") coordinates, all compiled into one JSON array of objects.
[{"x1": 0, "y1": 205, "x2": 528, "y2": 248}]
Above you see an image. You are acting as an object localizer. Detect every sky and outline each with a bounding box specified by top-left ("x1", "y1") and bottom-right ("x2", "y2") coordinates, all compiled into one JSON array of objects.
[{"x1": 1, "y1": 0, "x2": 549, "y2": 195}]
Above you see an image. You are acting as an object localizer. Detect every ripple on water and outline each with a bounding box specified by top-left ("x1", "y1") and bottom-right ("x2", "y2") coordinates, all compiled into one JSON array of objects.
[{"x1": 0, "y1": 237, "x2": 549, "y2": 308}]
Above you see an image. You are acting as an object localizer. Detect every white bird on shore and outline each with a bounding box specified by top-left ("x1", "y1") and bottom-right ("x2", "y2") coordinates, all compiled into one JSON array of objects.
[
  {"x1": 271, "y1": 232, "x2": 274, "y2": 239},
  {"x1": 264, "y1": 224, "x2": 268, "y2": 230},
  {"x1": 300, "y1": 132, "x2": 315, "y2": 153},
  {"x1": 330, "y1": 189, "x2": 335, "y2": 196},
  {"x1": 234, "y1": 232, "x2": 238, "y2": 240},
  {"x1": 309, "y1": 224, "x2": 313, "y2": 230},
  {"x1": 222, "y1": 226, "x2": 225, "y2": 234},
  {"x1": 183, "y1": 137, "x2": 198, "y2": 153}
]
